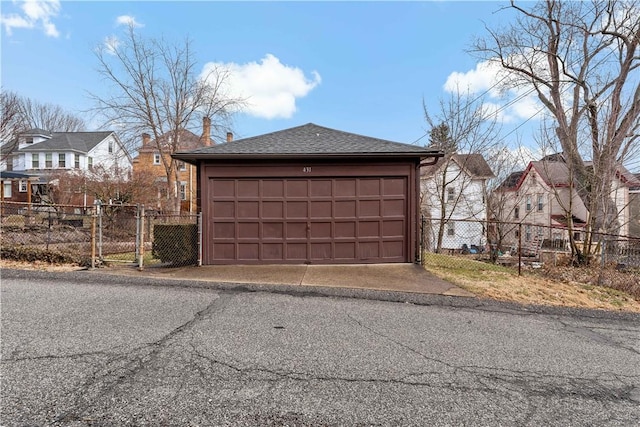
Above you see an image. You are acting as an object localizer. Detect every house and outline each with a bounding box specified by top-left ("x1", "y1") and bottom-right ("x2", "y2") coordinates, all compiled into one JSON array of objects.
[
  {"x1": 173, "y1": 123, "x2": 442, "y2": 265},
  {"x1": 0, "y1": 128, "x2": 132, "y2": 206},
  {"x1": 492, "y1": 154, "x2": 640, "y2": 253},
  {"x1": 420, "y1": 153, "x2": 494, "y2": 252},
  {"x1": 131, "y1": 117, "x2": 219, "y2": 213}
]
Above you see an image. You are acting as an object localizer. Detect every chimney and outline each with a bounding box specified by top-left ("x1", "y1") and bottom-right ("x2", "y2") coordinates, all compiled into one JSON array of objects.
[
  {"x1": 142, "y1": 133, "x2": 150, "y2": 146},
  {"x1": 226, "y1": 132, "x2": 233, "y2": 143},
  {"x1": 201, "y1": 116, "x2": 212, "y2": 146}
]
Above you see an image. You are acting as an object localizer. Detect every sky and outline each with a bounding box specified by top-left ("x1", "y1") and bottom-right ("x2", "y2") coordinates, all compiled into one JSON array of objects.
[{"x1": 0, "y1": 0, "x2": 609, "y2": 170}]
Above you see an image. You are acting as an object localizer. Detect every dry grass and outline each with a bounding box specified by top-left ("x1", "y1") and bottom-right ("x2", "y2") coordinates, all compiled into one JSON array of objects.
[{"x1": 423, "y1": 253, "x2": 640, "y2": 313}]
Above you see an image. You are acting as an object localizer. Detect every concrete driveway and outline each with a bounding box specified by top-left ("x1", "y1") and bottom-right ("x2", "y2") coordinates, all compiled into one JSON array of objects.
[{"x1": 101, "y1": 263, "x2": 474, "y2": 297}]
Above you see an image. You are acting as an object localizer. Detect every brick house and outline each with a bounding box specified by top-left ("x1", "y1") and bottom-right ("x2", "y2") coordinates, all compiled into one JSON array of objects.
[{"x1": 132, "y1": 117, "x2": 226, "y2": 212}]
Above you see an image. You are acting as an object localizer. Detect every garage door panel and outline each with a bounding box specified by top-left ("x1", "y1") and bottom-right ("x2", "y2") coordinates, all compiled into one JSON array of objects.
[
  {"x1": 383, "y1": 241, "x2": 404, "y2": 258},
  {"x1": 310, "y1": 222, "x2": 331, "y2": 238},
  {"x1": 335, "y1": 242, "x2": 356, "y2": 259},
  {"x1": 335, "y1": 179, "x2": 356, "y2": 197},
  {"x1": 263, "y1": 243, "x2": 284, "y2": 260},
  {"x1": 214, "y1": 201, "x2": 235, "y2": 218},
  {"x1": 213, "y1": 222, "x2": 235, "y2": 238},
  {"x1": 287, "y1": 222, "x2": 307, "y2": 239},
  {"x1": 383, "y1": 199, "x2": 405, "y2": 216},
  {"x1": 335, "y1": 200, "x2": 356, "y2": 218},
  {"x1": 360, "y1": 200, "x2": 380, "y2": 217},
  {"x1": 286, "y1": 201, "x2": 308, "y2": 218},
  {"x1": 238, "y1": 222, "x2": 259, "y2": 239},
  {"x1": 335, "y1": 221, "x2": 356, "y2": 238},
  {"x1": 286, "y1": 243, "x2": 307, "y2": 260},
  {"x1": 310, "y1": 243, "x2": 331, "y2": 260},
  {"x1": 263, "y1": 222, "x2": 284, "y2": 239},
  {"x1": 359, "y1": 221, "x2": 380, "y2": 237},
  {"x1": 384, "y1": 178, "x2": 406, "y2": 195},
  {"x1": 286, "y1": 180, "x2": 308, "y2": 197},
  {"x1": 207, "y1": 176, "x2": 408, "y2": 264},
  {"x1": 263, "y1": 201, "x2": 283, "y2": 218},
  {"x1": 238, "y1": 201, "x2": 259, "y2": 218},
  {"x1": 310, "y1": 180, "x2": 332, "y2": 197},
  {"x1": 310, "y1": 201, "x2": 331, "y2": 218},
  {"x1": 382, "y1": 220, "x2": 405, "y2": 237},
  {"x1": 238, "y1": 180, "x2": 259, "y2": 197},
  {"x1": 238, "y1": 243, "x2": 259, "y2": 260},
  {"x1": 263, "y1": 180, "x2": 284, "y2": 197},
  {"x1": 211, "y1": 180, "x2": 235, "y2": 197}
]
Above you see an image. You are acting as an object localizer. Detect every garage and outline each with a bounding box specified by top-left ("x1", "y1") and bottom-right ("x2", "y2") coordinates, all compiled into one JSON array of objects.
[{"x1": 173, "y1": 123, "x2": 440, "y2": 265}]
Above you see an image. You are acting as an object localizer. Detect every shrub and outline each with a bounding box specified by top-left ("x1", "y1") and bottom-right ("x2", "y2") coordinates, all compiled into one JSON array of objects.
[
  {"x1": 152, "y1": 224, "x2": 198, "y2": 266},
  {"x1": 0, "y1": 247, "x2": 78, "y2": 264}
]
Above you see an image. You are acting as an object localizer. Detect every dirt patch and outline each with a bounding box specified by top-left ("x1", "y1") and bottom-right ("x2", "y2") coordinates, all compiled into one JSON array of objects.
[{"x1": 0, "y1": 260, "x2": 83, "y2": 272}]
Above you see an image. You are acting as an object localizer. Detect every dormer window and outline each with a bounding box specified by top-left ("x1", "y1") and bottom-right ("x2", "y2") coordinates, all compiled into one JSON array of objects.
[
  {"x1": 25, "y1": 137, "x2": 34, "y2": 144},
  {"x1": 153, "y1": 153, "x2": 161, "y2": 165}
]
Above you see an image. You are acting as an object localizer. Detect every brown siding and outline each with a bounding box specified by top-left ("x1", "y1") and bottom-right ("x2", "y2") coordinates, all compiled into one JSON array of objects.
[{"x1": 200, "y1": 160, "x2": 419, "y2": 265}]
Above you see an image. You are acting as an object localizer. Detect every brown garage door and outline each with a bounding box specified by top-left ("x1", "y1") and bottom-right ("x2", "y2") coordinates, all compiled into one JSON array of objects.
[{"x1": 207, "y1": 177, "x2": 407, "y2": 264}]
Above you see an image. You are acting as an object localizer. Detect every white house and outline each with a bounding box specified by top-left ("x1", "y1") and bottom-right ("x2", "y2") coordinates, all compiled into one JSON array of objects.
[
  {"x1": 420, "y1": 153, "x2": 494, "y2": 252},
  {"x1": 0, "y1": 128, "x2": 132, "y2": 206},
  {"x1": 1, "y1": 128, "x2": 131, "y2": 174}
]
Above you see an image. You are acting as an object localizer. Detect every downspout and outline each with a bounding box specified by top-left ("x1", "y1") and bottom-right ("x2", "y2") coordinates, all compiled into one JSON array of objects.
[{"x1": 415, "y1": 153, "x2": 444, "y2": 264}]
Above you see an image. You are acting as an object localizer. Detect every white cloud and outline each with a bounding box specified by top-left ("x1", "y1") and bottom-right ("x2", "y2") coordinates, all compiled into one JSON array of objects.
[
  {"x1": 200, "y1": 54, "x2": 321, "y2": 119},
  {"x1": 104, "y1": 35, "x2": 120, "y2": 55},
  {"x1": 1, "y1": 0, "x2": 61, "y2": 37},
  {"x1": 116, "y1": 15, "x2": 143, "y2": 28},
  {"x1": 444, "y1": 59, "x2": 546, "y2": 124}
]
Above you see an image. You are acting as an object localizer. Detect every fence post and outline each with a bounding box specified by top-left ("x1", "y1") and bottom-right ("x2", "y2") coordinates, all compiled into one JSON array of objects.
[
  {"x1": 518, "y1": 222, "x2": 522, "y2": 276},
  {"x1": 198, "y1": 212, "x2": 203, "y2": 267},
  {"x1": 138, "y1": 204, "x2": 145, "y2": 270},
  {"x1": 90, "y1": 206, "x2": 97, "y2": 269},
  {"x1": 96, "y1": 200, "x2": 103, "y2": 261}
]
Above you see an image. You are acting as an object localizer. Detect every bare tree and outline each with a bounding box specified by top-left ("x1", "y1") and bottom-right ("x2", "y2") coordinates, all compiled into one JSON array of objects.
[
  {"x1": 1, "y1": 90, "x2": 86, "y2": 161},
  {"x1": 421, "y1": 89, "x2": 501, "y2": 252},
  {"x1": 18, "y1": 97, "x2": 86, "y2": 132},
  {"x1": 1, "y1": 90, "x2": 26, "y2": 153},
  {"x1": 473, "y1": 0, "x2": 640, "y2": 263},
  {"x1": 90, "y1": 24, "x2": 245, "y2": 213}
]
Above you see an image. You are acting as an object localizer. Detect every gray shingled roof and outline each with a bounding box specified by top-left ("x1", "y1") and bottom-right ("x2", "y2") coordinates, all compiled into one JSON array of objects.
[
  {"x1": 18, "y1": 131, "x2": 113, "y2": 153},
  {"x1": 421, "y1": 153, "x2": 494, "y2": 178},
  {"x1": 174, "y1": 123, "x2": 440, "y2": 161}
]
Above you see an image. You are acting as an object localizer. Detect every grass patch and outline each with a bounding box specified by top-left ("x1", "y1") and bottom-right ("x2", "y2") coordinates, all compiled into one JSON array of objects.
[{"x1": 422, "y1": 252, "x2": 640, "y2": 313}]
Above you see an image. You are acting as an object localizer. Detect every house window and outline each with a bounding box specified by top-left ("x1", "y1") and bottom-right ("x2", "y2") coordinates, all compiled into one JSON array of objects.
[
  {"x1": 3, "y1": 182, "x2": 11, "y2": 198},
  {"x1": 25, "y1": 137, "x2": 33, "y2": 144},
  {"x1": 179, "y1": 182, "x2": 187, "y2": 200},
  {"x1": 514, "y1": 206, "x2": 520, "y2": 219},
  {"x1": 525, "y1": 195, "x2": 532, "y2": 211},
  {"x1": 6, "y1": 156, "x2": 13, "y2": 171},
  {"x1": 525, "y1": 225, "x2": 532, "y2": 241},
  {"x1": 32, "y1": 153, "x2": 39, "y2": 169},
  {"x1": 537, "y1": 195, "x2": 544, "y2": 212},
  {"x1": 59, "y1": 153, "x2": 66, "y2": 168},
  {"x1": 108, "y1": 141, "x2": 113, "y2": 154},
  {"x1": 88, "y1": 157, "x2": 93, "y2": 170},
  {"x1": 153, "y1": 153, "x2": 161, "y2": 165},
  {"x1": 45, "y1": 153, "x2": 52, "y2": 168},
  {"x1": 74, "y1": 154, "x2": 80, "y2": 169},
  {"x1": 447, "y1": 221, "x2": 455, "y2": 236},
  {"x1": 19, "y1": 180, "x2": 27, "y2": 192},
  {"x1": 177, "y1": 161, "x2": 186, "y2": 171},
  {"x1": 573, "y1": 232, "x2": 581, "y2": 241},
  {"x1": 447, "y1": 187, "x2": 455, "y2": 202}
]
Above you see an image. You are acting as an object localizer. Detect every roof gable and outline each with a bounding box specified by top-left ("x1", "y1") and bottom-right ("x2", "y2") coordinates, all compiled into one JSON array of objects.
[{"x1": 174, "y1": 123, "x2": 439, "y2": 160}]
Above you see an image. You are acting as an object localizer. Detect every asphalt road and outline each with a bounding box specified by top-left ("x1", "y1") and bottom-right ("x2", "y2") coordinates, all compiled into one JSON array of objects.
[{"x1": 1, "y1": 269, "x2": 639, "y2": 426}]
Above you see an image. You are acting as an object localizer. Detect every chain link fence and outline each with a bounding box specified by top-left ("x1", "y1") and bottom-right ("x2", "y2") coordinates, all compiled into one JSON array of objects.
[
  {"x1": 419, "y1": 215, "x2": 640, "y2": 273},
  {"x1": 1, "y1": 202, "x2": 201, "y2": 268}
]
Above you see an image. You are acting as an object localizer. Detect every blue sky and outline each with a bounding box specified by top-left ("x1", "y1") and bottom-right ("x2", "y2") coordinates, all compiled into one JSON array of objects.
[{"x1": 2, "y1": 1, "x2": 544, "y2": 153}]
